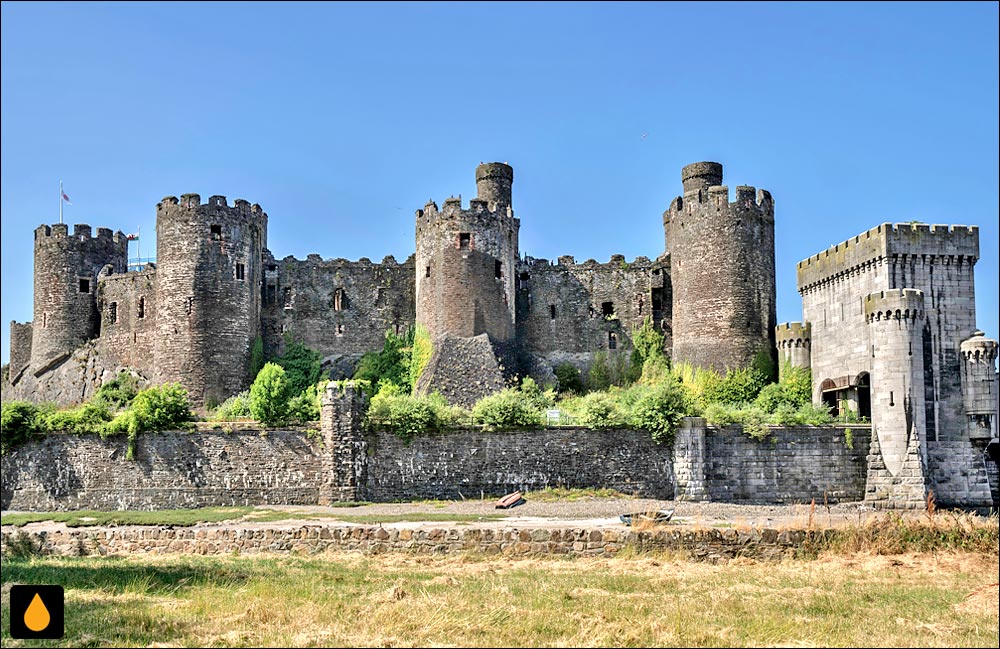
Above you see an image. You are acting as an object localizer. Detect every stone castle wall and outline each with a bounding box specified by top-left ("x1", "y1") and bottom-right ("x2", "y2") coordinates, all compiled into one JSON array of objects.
[
  {"x1": 674, "y1": 420, "x2": 870, "y2": 504},
  {"x1": 97, "y1": 267, "x2": 158, "y2": 376},
  {"x1": 7, "y1": 321, "x2": 33, "y2": 386},
  {"x1": 514, "y1": 255, "x2": 669, "y2": 373},
  {"x1": 261, "y1": 254, "x2": 416, "y2": 374}
]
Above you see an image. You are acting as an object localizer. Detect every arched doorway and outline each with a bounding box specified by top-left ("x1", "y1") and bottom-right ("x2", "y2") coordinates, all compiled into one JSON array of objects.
[{"x1": 856, "y1": 372, "x2": 871, "y2": 420}]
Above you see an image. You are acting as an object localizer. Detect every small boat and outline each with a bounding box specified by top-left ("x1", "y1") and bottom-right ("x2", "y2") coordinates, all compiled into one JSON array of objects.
[
  {"x1": 619, "y1": 509, "x2": 674, "y2": 526},
  {"x1": 495, "y1": 491, "x2": 526, "y2": 509}
]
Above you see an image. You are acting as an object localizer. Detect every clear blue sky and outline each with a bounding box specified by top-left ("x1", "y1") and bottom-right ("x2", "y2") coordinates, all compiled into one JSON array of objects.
[{"x1": 2, "y1": 1, "x2": 997, "y2": 364}]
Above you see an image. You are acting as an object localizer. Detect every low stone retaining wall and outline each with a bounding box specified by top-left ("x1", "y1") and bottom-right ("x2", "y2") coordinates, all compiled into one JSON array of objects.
[{"x1": 1, "y1": 524, "x2": 819, "y2": 563}]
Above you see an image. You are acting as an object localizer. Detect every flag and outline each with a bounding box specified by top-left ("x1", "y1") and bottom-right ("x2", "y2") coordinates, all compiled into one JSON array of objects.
[
  {"x1": 125, "y1": 233, "x2": 139, "y2": 240},
  {"x1": 61, "y1": 191, "x2": 71, "y2": 204}
]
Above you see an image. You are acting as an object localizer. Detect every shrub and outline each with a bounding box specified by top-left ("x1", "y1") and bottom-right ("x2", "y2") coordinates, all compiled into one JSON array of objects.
[
  {"x1": 409, "y1": 324, "x2": 433, "y2": 390},
  {"x1": 519, "y1": 377, "x2": 556, "y2": 412},
  {"x1": 287, "y1": 381, "x2": 327, "y2": 423},
  {"x1": 354, "y1": 328, "x2": 412, "y2": 392},
  {"x1": 576, "y1": 391, "x2": 626, "y2": 429},
  {"x1": 249, "y1": 335, "x2": 265, "y2": 381},
  {"x1": 703, "y1": 367, "x2": 768, "y2": 405},
  {"x1": 211, "y1": 391, "x2": 253, "y2": 421},
  {"x1": 782, "y1": 365, "x2": 813, "y2": 405},
  {"x1": 249, "y1": 362, "x2": 290, "y2": 426},
  {"x1": 627, "y1": 376, "x2": 694, "y2": 444},
  {"x1": 275, "y1": 335, "x2": 323, "y2": 397},
  {"x1": 92, "y1": 372, "x2": 141, "y2": 411},
  {"x1": 365, "y1": 384, "x2": 457, "y2": 440},
  {"x1": 555, "y1": 363, "x2": 584, "y2": 394},
  {"x1": 41, "y1": 402, "x2": 112, "y2": 435},
  {"x1": 127, "y1": 384, "x2": 194, "y2": 433},
  {"x1": 1, "y1": 401, "x2": 43, "y2": 454},
  {"x1": 587, "y1": 352, "x2": 612, "y2": 391},
  {"x1": 471, "y1": 388, "x2": 543, "y2": 430}
]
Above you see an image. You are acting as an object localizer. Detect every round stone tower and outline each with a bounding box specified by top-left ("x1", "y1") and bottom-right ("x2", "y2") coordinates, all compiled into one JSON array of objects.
[
  {"x1": 31, "y1": 223, "x2": 128, "y2": 371},
  {"x1": 775, "y1": 321, "x2": 811, "y2": 380},
  {"x1": 415, "y1": 163, "x2": 519, "y2": 343},
  {"x1": 960, "y1": 331, "x2": 998, "y2": 440},
  {"x1": 664, "y1": 162, "x2": 777, "y2": 373},
  {"x1": 864, "y1": 289, "x2": 927, "y2": 488},
  {"x1": 153, "y1": 193, "x2": 267, "y2": 405}
]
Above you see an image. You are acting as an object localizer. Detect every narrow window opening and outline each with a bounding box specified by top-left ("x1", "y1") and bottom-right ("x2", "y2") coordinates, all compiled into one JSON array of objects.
[
  {"x1": 549, "y1": 304, "x2": 556, "y2": 320},
  {"x1": 495, "y1": 260, "x2": 503, "y2": 279},
  {"x1": 210, "y1": 224, "x2": 222, "y2": 240},
  {"x1": 519, "y1": 272, "x2": 530, "y2": 289},
  {"x1": 109, "y1": 302, "x2": 118, "y2": 324},
  {"x1": 283, "y1": 287, "x2": 294, "y2": 309},
  {"x1": 43, "y1": 312, "x2": 47, "y2": 328},
  {"x1": 336, "y1": 324, "x2": 344, "y2": 336},
  {"x1": 608, "y1": 331, "x2": 617, "y2": 350},
  {"x1": 280, "y1": 323, "x2": 288, "y2": 334},
  {"x1": 186, "y1": 296, "x2": 194, "y2": 315},
  {"x1": 79, "y1": 278, "x2": 90, "y2": 293},
  {"x1": 637, "y1": 295, "x2": 644, "y2": 315},
  {"x1": 236, "y1": 263, "x2": 245, "y2": 281},
  {"x1": 137, "y1": 296, "x2": 145, "y2": 319},
  {"x1": 334, "y1": 288, "x2": 346, "y2": 311},
  {"x1": 602, "y1": 301, "x2": 614, "y2": 317},
  {"x1": 459, "y1": 232, "x2": 471, "y2": 249},
  {"x1": 425, "y1": 265, "x2": 431, "y2": 278}
]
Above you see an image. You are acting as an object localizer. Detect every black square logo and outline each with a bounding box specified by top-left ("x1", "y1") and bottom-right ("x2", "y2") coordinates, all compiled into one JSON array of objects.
[{"x1": 9, "y1": 585, "x2": 64, "y2": 639}]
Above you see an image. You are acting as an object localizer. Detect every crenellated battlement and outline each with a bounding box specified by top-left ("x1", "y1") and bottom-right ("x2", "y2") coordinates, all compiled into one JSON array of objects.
[
  {"x1": 277, "y1": 253, "x2": 415, "y2": 269},
  {"x1": 775, "y1": 321, "x2": 811, "y2": 345},
  {"x1": 664, "y1": 184, "x2": 774, "y2": 221},
  {"x1": 960, "y1": 331, "x2": 998, "y2": 363},
  {"x1": 157, "y1": 193, "x2": 265, "y2": 217},
  {"x1": 415, "y1": 195, "x2": 513, "y2": 222},
  {"x1": 518, "y1": 254, "x2": 654, "y2": 272},
  {"x1": 34, "y1": 223, "x2": 127, "y2": 246},
  {"x1": 797, "y1": 222, "x2": 980, "y2": 293},
  {"x1": 864, "y1": 289, "x2": 925, "y2": 323}
]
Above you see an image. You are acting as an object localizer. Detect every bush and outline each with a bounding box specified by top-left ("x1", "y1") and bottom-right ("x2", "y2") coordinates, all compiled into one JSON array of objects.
[
  {"x1": 354, "y1": 329, "x2": 412, "y2": 391},
  {"x1": 587, "y1": 352, "x2": 612, "y2": 391},
  {"x1": 703, "y1": 367, "x2": 768, "y2": 405},
  {"x1": 365, "y1": 384, "x2": 458, "y2": 440},
  {"x1": 211, "y1": 391, "x2": 253, "y2": 421},
  {"x1": 1, "y1": 401, "x2": 43, "y2": 454},
  {"x1": 275, "y1": 335, "x2": 323, "y2": 397},
  {"x1": 782, "y1": 366, "x2": 813, "y2": 405},
  {"x1": 519, "y1": 377, "x2": 556, "y2": 412},
  {"x1": 627, "y1": 376, "x2": 694, "y2": 444},
  {"x1": 554, "y1": 363, "x2": 584, "y2": 394},
  {"x1": 249, "y1": 362, "x2": 290, "y2": 426},
  {"x1": 287, "y1": 381, "x2": 327, "y2": 423},
  {"x1": 92, "y1": 372, "x2": 141, "y2": 411},
  {"x1": 409, "y1": 324, "x2": 433, "y2": 390},
  {"x1": 249, "y1": 335, "x2": 265, "y2": 381},
  {"x1": 576, "y1": 391, "x2": 626, "y2": 429},
  {"x1": 41, "y1": 402, "x2": 112, "y2": 435},
  {"x1": 471, "y1": 388, "x2": 543, "y2": 430},
  {"x1": 126, "y1": 384, "x2": 194, "y2": 433}
]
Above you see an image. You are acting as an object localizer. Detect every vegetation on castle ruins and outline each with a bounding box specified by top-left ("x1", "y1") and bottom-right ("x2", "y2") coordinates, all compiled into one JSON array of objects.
[{"x1": 1, "y1": 320, "x2": 863, "y2": 453}]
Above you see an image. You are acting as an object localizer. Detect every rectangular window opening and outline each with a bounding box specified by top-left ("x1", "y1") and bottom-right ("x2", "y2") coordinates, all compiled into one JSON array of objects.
[
  {"x1": 137, "y1": 296, "x2": 145, "y2": 319},
  {"x1": 519, "y1": 272, "x2": 530, "y2": 289},
  {"x1": 336, "y1": 324, "x2": 344, "y2": 336},
  {"x1": 459, "y1": 232, "x2": 471, "y2": 249},
  {"x1": 79, "y1": 278, "x2": 90, "y2": 293},
  {"x1": 210, "y1": 224, "x2": 222, "y2": 240},
  {"x1": 109, "y1": 302, "x2": 118, "y2": 324},
  {"x1": 602, "y1": 301, "x2": 614, "y2": 317},
  {"x1": 549, "y1": 304, "x2": 556, "y2": 320},
  {"x1": 334, "y1": 288, "x2": 345, "y2": 311},
  {"x1": 236, "y1": 263, "x2": 245, "y2": 281},
  {"x1": 425, "y1": 265, "x2": 431, "y2": 278},
  {"x1": 495, "y1": 260, "x2": 503, "y2": 279},
  {"x1": 186, "y1": 296, "x2": 194, "y2": 315},
  {"x1": 608, "y1": 331, "x2": 617, "y2": 349}
]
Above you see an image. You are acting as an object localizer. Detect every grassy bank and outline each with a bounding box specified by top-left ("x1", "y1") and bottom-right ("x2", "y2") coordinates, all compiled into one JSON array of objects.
[{"x1": 2, "y1": 551, "x2": 997, "y2": 647}]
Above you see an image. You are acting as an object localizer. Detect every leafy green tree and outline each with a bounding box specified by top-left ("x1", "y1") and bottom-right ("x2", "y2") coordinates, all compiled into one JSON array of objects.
[
  {"x1": 275, "y1": 335, "x2": 323, "y2": 396},
  {"x1": 250, "y1": 362, "x2": 291, "y2": 426}
]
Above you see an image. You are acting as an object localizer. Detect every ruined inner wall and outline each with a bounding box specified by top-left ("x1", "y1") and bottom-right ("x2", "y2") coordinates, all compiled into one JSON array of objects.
[
  {"x1": 7, "y1": 321, "x2": 33, "y2": 386},
  {"x1": 31, "y1": 224, "x2": 128, "y2": 373},
  {"x1": 260, "y1": 254, "x2": 416, "y2": 371},
  {"x1": 665, "y1": 163, "x2": 776, "y2": 372},
  {"x1": 415, "y1": 196, "x2": 519, "y2": 343},
  {"x1": 154, "y1": 195, "x2": 267, "y2": 405},
  {"x1": 96, "y1": 267, "x2": 157, "y2": 377},
  {"x1": 514, "y1": 255, "x2": 668, "y2": 371}
]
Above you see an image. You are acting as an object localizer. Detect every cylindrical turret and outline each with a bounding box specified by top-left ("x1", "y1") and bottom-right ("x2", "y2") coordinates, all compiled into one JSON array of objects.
[
  {"x1": 30, "y1": 223, "x2": 128, "y2": 371},
  {"x1": 960, "y1": 331, "x2": 998, "y2": 440},
  {"x1": 475, "y1": 162, "x2": 513, "y2": 213},
  {"x1": 415, "y1": 164, "x2": 519, "y2": 343},
  {"x1": 681, "y1": 161, "x2": 723, "y2": 194},
  {"x1": 865, "y1": 289, "x2": 927, "y2": 479},
  {"x1": 775, "y1": 322, "x2": 811, "y2": 380},
  {"x1": 153, "y1": 193, "x2": 267, "y2": 405},
  {"x1": 664, "y1": 162, "x2": 777, "y2": 373}
]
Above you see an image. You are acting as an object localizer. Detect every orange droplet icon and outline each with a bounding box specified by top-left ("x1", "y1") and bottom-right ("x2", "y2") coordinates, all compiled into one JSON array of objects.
[{"x1": 24, "y1": 592, "x2": 51, "y2": 632}]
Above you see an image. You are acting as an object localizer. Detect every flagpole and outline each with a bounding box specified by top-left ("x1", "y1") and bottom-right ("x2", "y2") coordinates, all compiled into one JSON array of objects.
[{"x1": 59, "y1": 180, "x2": 63, "y2": 224}]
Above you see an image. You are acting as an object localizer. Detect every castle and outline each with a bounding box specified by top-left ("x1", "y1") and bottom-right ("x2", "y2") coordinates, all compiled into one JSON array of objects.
[{"x1": 3, "y1": 160, "x2": 997, "y2": 510}]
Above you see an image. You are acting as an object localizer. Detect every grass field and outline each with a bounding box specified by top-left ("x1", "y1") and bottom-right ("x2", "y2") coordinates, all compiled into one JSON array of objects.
[{"x1": 2, "y1": 550, "x2": 998, "y2": 647}]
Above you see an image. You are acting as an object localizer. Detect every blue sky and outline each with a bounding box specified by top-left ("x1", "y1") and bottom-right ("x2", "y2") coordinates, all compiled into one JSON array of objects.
[{"x1": 2, "y1": 1, "x2": 997, "y2": 364}]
